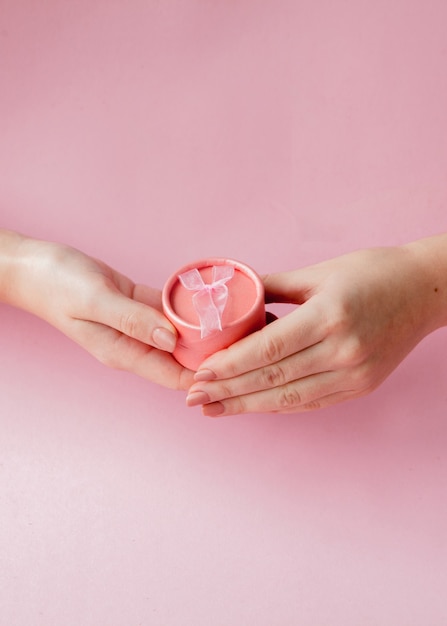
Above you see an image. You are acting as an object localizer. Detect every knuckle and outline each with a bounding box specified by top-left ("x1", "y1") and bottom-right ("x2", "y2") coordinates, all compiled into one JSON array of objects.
[
  {"x1": 324, "y1": 299, "x2": 353, "y2": 336},
  {"x1": 278, "y1": 399, "x2": 321, "y2": 413},
  {"x1": 222, "y1": 383, "x2": 235, "y2": 398},
  {"x1": 119, "y1": 311, "x2": 141, "y2": 338},
  {"x1": 261, "y1": 363, "x2": 287, "y2": 388},
  {"x1": 226, "y1": 395, "x2": 247, "y2": 415},
  {"x1": 277, "y1": 385, "x2": 302, "y2": 409},
  {"x1": 300, "y1": 399, "x2": 322, "y2": 411},
  {"x1": 235, "y1": 396, "x2": 248, "y2": 413},
  {"x1": 212, "y1": 346, "x2": 239, "y2": 378},
  {"x1": 338, "y1": 336, "x2": 367, "y2": 367},
  {"x1": 216, "y1": 382, "x2": 234, "y2": 399},
  {"x1": 260, "y1": 333, "x2": 287, "y2": 364}
]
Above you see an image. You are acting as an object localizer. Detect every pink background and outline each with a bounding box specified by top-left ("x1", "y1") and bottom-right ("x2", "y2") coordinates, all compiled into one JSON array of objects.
[{"x1": 1, "y1": 1, "x2": 447, "y2": 624}]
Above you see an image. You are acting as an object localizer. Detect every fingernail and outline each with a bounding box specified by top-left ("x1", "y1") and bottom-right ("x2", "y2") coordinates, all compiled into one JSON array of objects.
[
  {"x1": 152, "y1": 327, "x2": 177, "y2": 352},
  {"x1": 202, "y1": 402, "x2": 225, "y2": 417},
  {"x1": 186, "y1": 391, "x2": 210, "y2": 407},
  {"x1": 194, "y1": 369, "x2": 216, "y2": 382}
]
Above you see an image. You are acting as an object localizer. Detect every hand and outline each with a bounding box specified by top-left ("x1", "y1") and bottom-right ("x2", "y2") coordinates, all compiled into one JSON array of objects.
[
  {"x1": 186, "y1": 241, "x2": 447, "y2": 414},
  {"x1": 6, "y1": 234, "x2": 194, "y2": 389}
]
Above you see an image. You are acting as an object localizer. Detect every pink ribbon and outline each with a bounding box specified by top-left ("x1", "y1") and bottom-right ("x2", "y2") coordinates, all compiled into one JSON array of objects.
[{"x1": 178, "y1": 265, "x2": 235, "y2": 338}]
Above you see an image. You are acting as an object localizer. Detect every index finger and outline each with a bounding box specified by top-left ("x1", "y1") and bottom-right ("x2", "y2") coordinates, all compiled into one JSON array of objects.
[
  {"x1": 194, "y1": 299, "x2": 326, "y2": 381},
  {"x1": 90, "y1": 286, "x2": 178, "y2": 352}
]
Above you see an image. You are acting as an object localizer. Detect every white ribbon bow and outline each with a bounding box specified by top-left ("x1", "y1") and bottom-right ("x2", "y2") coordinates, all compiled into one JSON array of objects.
[{"x1": 178, "y1": 265, "x2": 235, "y2": 338}]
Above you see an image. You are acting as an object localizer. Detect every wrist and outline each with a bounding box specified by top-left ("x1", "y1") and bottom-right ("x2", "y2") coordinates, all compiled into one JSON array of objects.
[
  {"x1": 402, "y1": 234, "x2": 447, "y2": 334},
  {"x1": 0, "y1": 229, "x2": 30, "y2": 307}
]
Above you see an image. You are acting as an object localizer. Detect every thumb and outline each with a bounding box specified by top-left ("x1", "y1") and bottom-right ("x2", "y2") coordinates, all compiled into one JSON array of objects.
[
  {"x1": 92, "y1": 289, "x2": 177, "y2": 352},
  {"x1": 262, "y1": 268, "x2": 315, "y2": 305}
]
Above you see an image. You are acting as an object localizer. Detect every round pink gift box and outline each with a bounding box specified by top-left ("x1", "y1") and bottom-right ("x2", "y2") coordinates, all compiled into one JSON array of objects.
[{"x1": 162, "y1": 257, "x2": 266, "y2": 371}]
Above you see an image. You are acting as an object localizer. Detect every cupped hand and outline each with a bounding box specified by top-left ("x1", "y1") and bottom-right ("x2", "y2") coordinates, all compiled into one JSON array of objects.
[
  {"x1": 12, "y1": 237, "x2": 194, "y2": 389},
  {"x1": 186, "y1": 244, "x2": 444, "y2": 414}
]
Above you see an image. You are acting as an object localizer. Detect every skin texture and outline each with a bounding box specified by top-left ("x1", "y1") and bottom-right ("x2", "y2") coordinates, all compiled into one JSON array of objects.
[
  {"x1": 2, "y1": 230, "x2": 446, "y2": 409},
  {"x1": 0, "y1": 230, "x2": 194, "y2": 390},
  {"x1": 187, "y1": 235, "x2": 447, "y2": 415}
]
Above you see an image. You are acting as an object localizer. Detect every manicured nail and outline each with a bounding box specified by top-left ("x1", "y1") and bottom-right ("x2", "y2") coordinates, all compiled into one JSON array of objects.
[
  {"x1": 194, "y1": 369, "x2": 216, "y2": 382},
  {"x1": 186, "y1": 391, "x2": 211, "y2": 407},
  {"x1": 202, "y1": 402, "x2": 225, "y2": 417},
  {"x1": 152, "y1": 327, "x2": 177, "y2": 352}
]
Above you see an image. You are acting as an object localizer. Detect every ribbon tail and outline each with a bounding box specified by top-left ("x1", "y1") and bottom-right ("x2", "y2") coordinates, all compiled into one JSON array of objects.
[
  {"x1": 193, "y1": 289, "x2": 223, "y2": 338},
  {"x1": 210, "y1": 284, "x2": 229, "y2": 321}
]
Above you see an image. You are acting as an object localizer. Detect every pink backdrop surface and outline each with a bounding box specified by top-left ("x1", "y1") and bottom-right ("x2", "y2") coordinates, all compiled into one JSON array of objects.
[{"x1": 1, "y1": 1, "x2": 447, "y2": 624}]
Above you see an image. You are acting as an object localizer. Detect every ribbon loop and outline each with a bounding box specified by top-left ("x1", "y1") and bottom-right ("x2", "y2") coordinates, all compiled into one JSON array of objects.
[{"x1": 178, "y1": 266, "x2": 235, "y2": 338}]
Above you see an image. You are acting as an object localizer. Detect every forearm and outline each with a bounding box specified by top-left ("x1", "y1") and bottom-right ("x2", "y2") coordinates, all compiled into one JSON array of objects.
[{"x1": 0, "y1": 229, "x2": 58, "y2": 318}]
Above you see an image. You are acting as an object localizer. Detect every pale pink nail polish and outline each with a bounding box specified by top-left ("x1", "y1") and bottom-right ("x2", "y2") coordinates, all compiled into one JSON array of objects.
[
  {"x1": 162, "y1": 258, "x2": 265, "y2": 371},
  {"x1": 152, "y1": 327, "x2": 177, "y2": 352},
  {"x1": 193, "y1": 369, "x2": 216, "y2": 382},
  {"x1": 202, "y1": 402, "x2": 225, "y2": 417},
  {"x1": 186, "y1": 391, "x2": 210, "y2": 407}
]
